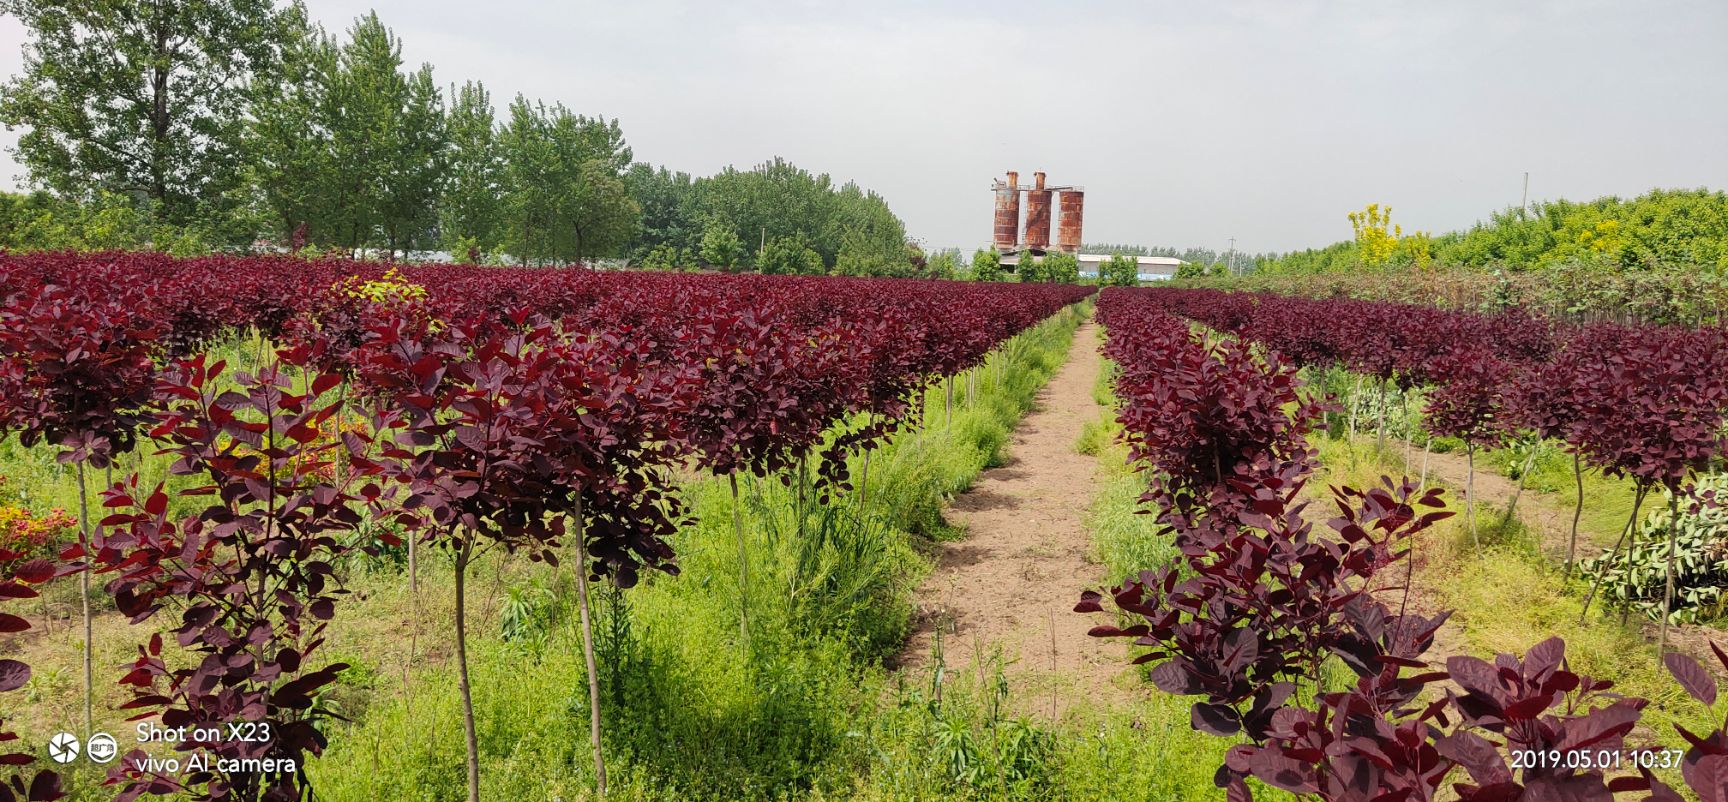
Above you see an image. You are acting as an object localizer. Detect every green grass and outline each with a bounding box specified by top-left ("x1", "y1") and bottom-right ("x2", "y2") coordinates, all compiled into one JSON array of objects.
[
  {"x1": 7, "y1": 301, "x2": 1246, "y2": 802},
  {"x1": 307, "y1": 302, "x2": 1099, "y2": 801},
  {"x1": 1309, "y1": 434, "x2": 1716, "y2": 767},
  {"x1": 1061, "y1": 352, "x2": 1715, "y2": 798}
]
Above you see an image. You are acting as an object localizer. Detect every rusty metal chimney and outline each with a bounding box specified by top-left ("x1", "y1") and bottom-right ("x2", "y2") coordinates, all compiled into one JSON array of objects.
[
  {"x1": 1024, "y1": 171, "x2": 1052, "y2": 251},
  {"x1": 1057, "y1": 190, "x2": 1085, "y2": 253},
  {"x1": 993, "y1": 171, "x2": 1021, "y2": 252}
]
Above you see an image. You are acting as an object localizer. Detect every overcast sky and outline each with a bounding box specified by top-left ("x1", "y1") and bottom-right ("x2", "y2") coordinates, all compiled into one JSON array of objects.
[{"x1": 2, "y1": 0, "x2": 1726, "y2": 254}]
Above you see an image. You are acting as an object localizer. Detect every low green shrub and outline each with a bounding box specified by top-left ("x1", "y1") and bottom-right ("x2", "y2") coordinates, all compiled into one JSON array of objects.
[{"x1": 1579, "y1": 474, "x2": 1728, "y2": 624}]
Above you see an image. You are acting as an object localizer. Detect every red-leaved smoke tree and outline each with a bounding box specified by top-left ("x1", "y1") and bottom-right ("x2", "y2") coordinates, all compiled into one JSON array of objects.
[
  {"x1": 91, "y1": 351, "x2": 378, "y2": 802},
  {"x1": 1423, "y1": 347, "x2": 1519, "y2": 545},
  {"x1": 0, "y1": 547, "x2": 67, "y2": 802},
  {"x1": 1225, "y1": 636, "x2": 1652, "y2": 802},
  {"x1": 1572, "y1": 325, "x2": 1728, "y2": 648},
  {"x1": 367, "y1": 314, "x2": 695, "y2": 801},
  {"x1": 1652, "y1": 645, "x2": 1728, "y2": 800},
  {"x1": 1100, "y1": 296, "x2": 1323, "y2": 530},
  {"x1": 0, "y1": 281, "x2": 161, "y2": 739}
]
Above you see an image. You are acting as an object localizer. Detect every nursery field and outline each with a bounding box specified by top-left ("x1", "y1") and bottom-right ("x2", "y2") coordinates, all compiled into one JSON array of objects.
[
  {"x1": 3, "y1": 256, "x2": 1728, "y2": 802},
  {"x1": 1084, "y1": 286, "x2": 1728, "y2": 801}
]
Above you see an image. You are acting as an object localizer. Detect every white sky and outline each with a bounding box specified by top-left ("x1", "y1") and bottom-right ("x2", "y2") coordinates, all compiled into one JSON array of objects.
[{"x1": 2, "y1": 0, "x2": 1725, "y2": 254}]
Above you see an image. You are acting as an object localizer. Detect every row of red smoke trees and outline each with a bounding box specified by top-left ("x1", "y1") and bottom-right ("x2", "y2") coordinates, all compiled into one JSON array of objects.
[
  {"x1": 1080, "y1": 286, "x2": 1728, "y2": 801},
  {"x1": 0, "y1": 251, "x2": 1092, "y2": 802}
]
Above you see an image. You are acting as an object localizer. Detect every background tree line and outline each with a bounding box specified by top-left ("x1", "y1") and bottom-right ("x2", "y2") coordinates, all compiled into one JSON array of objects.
[
  {"x1": 625, "y1": 157, "x2": 914, "y2": 275},
  {"x1": 0, "y1": 0, "x2": 923, "y2": 276},
  {"x1": 1252, "y1": 189, "x2": 1728, "y2": 276},
  {"x1": 1083, "y1": 242, "x2": 1270, "y2": 269}
]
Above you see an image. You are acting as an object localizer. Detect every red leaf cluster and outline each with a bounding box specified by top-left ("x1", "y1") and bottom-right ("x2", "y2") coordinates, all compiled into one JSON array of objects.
[{"x1": 1078, "y1": 286, "x2": 1728, "y2": 802}]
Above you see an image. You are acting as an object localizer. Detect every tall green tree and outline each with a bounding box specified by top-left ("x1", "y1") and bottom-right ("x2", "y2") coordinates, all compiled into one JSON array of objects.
[
  {"x1": 624, "y1": 163, "x2": 699, "y2": 260},
  {"x1": 1018, "y1": 255, "x2": 1049, "y2": 283},
  {"x1": 972, "y1": 248, "x2": 1003, "y2": 281},
  {"x1": 441, "y1": 80, "x2": 501, "y2": 258},
  {"x1": 1045, "y1": 251, "x2": 1080, "y2": 284},
  {"x1": 757, "y1": 235, "x2": 823, "y2": 275},
  {"x1": 699, "y1": 221, "x2": 744, "y2": 271},
  {"x1": 326, "y1": 13, "x2": 445, "y2": 253},
  {"x1": 1101, "y1": 253, "x2": 1140, "y2": 287},
  {"x1": 926, "y1": 249, "x2": 959, "y2": 280},
  {"x1": 0, "y1": 0, "x2": 289, "y2": 231},
  {"x1": 247, "y1": 6, "x2": 339, "y2": 245},
  {"x1": 377, "y1": 65, "x2": 446, "y2": 255},
  {"x1": 498, "y1": 96, "x2": 638, "y2": 264},
  {"x1": 249, "y1": 11, "x2": 446, "y2": 253}
]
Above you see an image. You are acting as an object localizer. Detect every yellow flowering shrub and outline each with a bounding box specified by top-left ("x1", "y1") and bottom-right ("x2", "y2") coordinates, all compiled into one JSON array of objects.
[
  {"x1": 0, "y1": 502, "x2": 77, "y2": 567},
  {"x1": 1349, "y1": 204, "x2": 1402, "y2": 267},
  {"x1": 334, "y1": 267, "x2": 428, "y2": 308}
]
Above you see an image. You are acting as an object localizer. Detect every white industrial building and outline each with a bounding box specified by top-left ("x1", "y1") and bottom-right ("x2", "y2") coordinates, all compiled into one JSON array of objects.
[{"x1": 1003, "y1": 253, "x2": 1184, "y2": 282}]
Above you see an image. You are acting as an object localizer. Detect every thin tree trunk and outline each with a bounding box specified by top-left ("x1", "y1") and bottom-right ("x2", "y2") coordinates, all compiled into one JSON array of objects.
[
  {"x1": 1504, "y1": 441, "x2": 1540, "y2": 522},
  {"x1": 77, "y1": 462, "x2": 92, "y2": 737},
  {"x1": 1659, "y1": 490, "x2": 1680, "y2": 653},
  {"x1": 858, "y1": 449, "x2": 871, "y2": 509},
  {"x1": 574, "y1": 497, "x2": 609, "y2": 796},
  {"x1": 730, "y1": 473, "x2": 749, "y2": 644},
  {"x1": 453, "y1": 542, "x2": 481, "y2": 802},
  {"x1": 1419, "y1": 434, "x2": 1432, "y2": 489},
  {"x1": 1466, "y1": 445, "x2": 1479, "y2": 549},
  {"x1": 797, "y1": 455, "x2": 809, "y2": 543},
  {"x1": 1376, "y1": 378, "x2": 1388, "y2": 454},
  {"x1": 1581, "y1": 486, "x2": 1650, "y2": 621},
  {"x1": 1347, "y1": 376, "x2": 1363, "y2": 441},
  {"x1": 945, "y1": 377, "x2": 953, "y2": 427},
  {"x1": 1402, "y1": 394, "x2": 1412, "y2": 473},
  {"x1": 1567, "y1": 453, "x2": 1585, "y2": 574}
]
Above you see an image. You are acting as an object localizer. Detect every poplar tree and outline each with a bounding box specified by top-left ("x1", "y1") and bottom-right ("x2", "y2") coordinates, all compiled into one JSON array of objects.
[
  {"x1": 0, "y1": 0, "x2": 288, "y2": 228},
  {"x1": 441, "y1": 81, "x2": 503, "y2": 257}
]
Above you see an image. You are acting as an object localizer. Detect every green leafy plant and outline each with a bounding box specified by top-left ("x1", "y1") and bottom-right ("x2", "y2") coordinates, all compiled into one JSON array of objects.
[{"x1": 1580, "y1": 476, "x2": 1728, "y2": 624}]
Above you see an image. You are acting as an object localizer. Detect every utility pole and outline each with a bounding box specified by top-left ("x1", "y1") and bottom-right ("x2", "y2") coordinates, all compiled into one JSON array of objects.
[
  {"x1": 1521, "y1": 172, "x2": 1529, "y2": 219},
  {"x1": 1227, "y1": 237, "x2": 1237, "y2": 276}
]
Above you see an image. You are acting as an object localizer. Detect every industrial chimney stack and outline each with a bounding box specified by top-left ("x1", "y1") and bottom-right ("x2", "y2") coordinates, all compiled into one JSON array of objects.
[
  {"x1": 1024, "y1": 172, "x2": 1052, "y2": 251},
  {"x1": 1057, "y1": 190, "x2": 1084, "y2": 253},
  {"x1": 992, "y1": 171, "x2": 1021, "y2": 252},
  {"x1": 990, "y1": 171, "x2": 1083, "y2": 254}
]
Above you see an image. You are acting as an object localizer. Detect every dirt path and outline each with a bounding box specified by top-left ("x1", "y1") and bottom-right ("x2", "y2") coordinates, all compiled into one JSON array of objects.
[{"x1": 896, "y1": 320, "x2": 1130, "y2": 719}]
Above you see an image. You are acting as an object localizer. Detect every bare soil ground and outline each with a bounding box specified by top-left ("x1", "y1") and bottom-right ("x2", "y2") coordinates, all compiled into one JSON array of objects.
[{"x1": 897, "y1": 321, "x2": 1134, "y2": 719}]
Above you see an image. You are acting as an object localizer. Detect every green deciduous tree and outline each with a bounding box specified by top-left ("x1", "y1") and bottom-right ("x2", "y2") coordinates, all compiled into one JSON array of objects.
[
  {"x1": 638, "y1": 243, "x2": 692, "y2": 270},
  {"x1": 629, "y1": 156, "x2": 912, "y2": 276},
  {"x1": 1045, "y1": 251, "x2": 1080, "y2": 284},
  {"x1": 247, "y1": 6, "x2": 338, "y2": 245},
  {"x1": 926, "y1": 249, "x2": 958, "y2": 280},
  {"x1": 329, "y1": 13, "x2": 445, "y2": 255},
  {"x1": 1101, "y1": 253, "x2": 1140, "y2": 287},
  {"x1": 441, "y1": 81, "x2": 501, "y2": 256},
  {"x1": 971, "y1": 248, "x2": 1002, "y2": 281},
  {"x1": 498, "y1": 96, "x2": 639, "y2": 264},
  {"x1": 699, "y1": 221, "x2": 745, "y2": 271},
  {"x1": 0, "y1": 0, "x2": 288, "y2": 232},
  {"x1": 626, "y1": 164, "x2": 700, "y2": 261},
  {"x1": 757, "y1": 236, "x2": 824, "y2": 275},
  {"x1": 250, "y1": 11, "x2": 446, "y2": 254}
]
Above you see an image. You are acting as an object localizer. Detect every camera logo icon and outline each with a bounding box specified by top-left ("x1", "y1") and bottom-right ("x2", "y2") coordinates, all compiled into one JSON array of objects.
[
  {"x1": 47, "y1": 732, "x2": 79, "y2": 764},
  {"x1": 86, "y1": 732, "x2": 118, "y2": 764}
]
